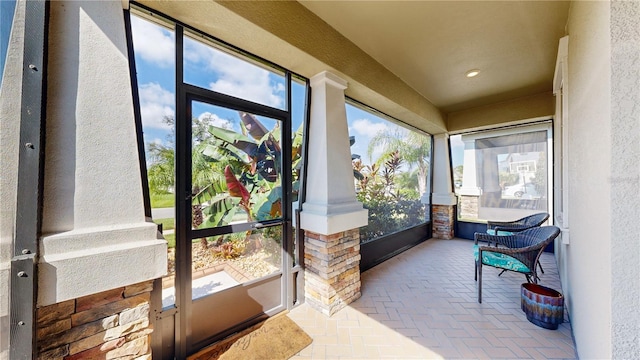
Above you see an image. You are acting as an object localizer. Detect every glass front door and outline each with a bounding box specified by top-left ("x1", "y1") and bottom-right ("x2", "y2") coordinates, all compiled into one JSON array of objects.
[{"x1": 174, "y1": 91, "x2": 293, "y2": 353}]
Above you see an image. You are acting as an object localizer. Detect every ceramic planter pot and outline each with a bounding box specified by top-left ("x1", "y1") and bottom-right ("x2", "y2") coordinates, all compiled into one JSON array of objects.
[{"x1": 521, "y1": 283, "x2": 564, "y2": 330}]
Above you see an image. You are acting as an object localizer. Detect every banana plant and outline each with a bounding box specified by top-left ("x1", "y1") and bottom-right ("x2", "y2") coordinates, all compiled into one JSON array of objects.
[{"x1": 193, "y1": 112, "x2": 298, "y2": 229}]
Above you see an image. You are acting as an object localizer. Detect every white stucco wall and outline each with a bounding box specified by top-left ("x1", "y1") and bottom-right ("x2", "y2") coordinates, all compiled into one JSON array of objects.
[
  {"x1": 609, "y1": 1, "x2": 640, "y2": 358},
  {"x1": 563, "y1": 2, "x2": 640, "y2": 358},
  {"x1": 37, "y1": 0, "x2": 166, "y2": 305},
  {"x1": 564, "y1": 1, "x2": 613, "y2": 358}
]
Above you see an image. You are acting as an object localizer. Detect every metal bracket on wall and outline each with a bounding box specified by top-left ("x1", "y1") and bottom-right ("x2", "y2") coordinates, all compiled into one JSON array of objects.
[
  {"x1": 10, "y1": 255, "x2": 37, "y2": 359},
  {"x1": 10, "y1": 0, "x2": 48, "y2": 358}
]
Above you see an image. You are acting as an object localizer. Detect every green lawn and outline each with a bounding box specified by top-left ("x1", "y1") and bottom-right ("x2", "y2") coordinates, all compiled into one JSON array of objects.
[
  {"x1": 150, "y1": 193, "x2": 175, "y2": 208},
  {"x1": 153, "y1": 217, "x2": 174, "y2": 231},
  {"x1": 163, "y1": 233, "x2": 175, "y2": 248},
  {"x1": 161, "y1": 233, "x2": 208, "y2": 249}
]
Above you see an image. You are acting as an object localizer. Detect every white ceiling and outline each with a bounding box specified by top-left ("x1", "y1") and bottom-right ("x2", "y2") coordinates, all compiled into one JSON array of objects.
[{"x1": 299, "y1": 1, "x2": 571, "y2": 113}]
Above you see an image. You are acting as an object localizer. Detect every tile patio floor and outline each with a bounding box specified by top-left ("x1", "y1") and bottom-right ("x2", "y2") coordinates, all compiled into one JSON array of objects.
[{"x1": 289, "y1": 238, "x2": 577, "y2": 359}]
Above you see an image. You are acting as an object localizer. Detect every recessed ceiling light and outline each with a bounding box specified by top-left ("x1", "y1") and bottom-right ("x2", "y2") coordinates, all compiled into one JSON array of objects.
[{"x1": 466, "y1": 69, "x2": 480, "y2": 78}]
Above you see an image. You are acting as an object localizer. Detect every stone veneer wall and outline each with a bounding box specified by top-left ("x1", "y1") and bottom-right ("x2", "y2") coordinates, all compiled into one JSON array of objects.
[
  {"x1": 458, "y1": 195, "x2": 479, "y2": 220},
  {"x1": 36, "y1": 280, "x2": 154, "y2": 360},
  {"x1": 304, "y1": 229, "x2": 361, "y2": 316},
  {"x1": 432, "y1": 205, "x2": 455, "y2": 239}
]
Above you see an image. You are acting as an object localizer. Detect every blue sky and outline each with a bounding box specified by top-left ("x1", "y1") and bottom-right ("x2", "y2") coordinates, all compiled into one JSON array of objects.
[
  {"x1": 131, "y1": 14, "x2": 419, "y2": 167},
  {"x1": 2, "y1": 9, "x2": 428, "y2": 169},
  {"x1": 0, "y1": 1, "x2": 17, "y2": 87}
]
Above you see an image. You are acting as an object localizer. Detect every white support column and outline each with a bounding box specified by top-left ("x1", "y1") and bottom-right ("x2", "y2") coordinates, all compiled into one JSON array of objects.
[
  {"x1": 300, "y1": 71, "x2": 367, "y2": 316},
  {"x1": 431, "y1": 134, "x2": 457, "y2": 239},
  {"x1": 37, "y1": 1, "x2": 166, "y2": 306},
  {"x1": 459, "y1": 137, "x2": 482, "y2": 197},
  {"x1": 431, "y1": 134, "x2": 457, "y2": 206},
  {"x1": 300, "y1": 71, "x2": 368, "y2": 234},
  {"x1": 456, "y1": 135, "x2": 483, "y2": 221}
]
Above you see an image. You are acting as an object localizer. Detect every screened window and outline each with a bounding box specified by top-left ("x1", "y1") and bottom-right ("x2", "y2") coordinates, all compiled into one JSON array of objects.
[
  {"x1": 346, "y1": 101, "x2": 431, "y2": 243},
  {"x1": 452, "y1": 123, "x2": 551, "y2": 223}
]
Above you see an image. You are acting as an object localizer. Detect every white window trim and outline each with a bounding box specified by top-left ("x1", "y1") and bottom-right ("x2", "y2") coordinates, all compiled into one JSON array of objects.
[{"x1": 553, "y1": 36, "x2": 569, "y2": 244}]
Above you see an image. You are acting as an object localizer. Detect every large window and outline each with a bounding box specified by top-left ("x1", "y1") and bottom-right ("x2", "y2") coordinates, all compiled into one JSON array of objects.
[
  {"x1": 346, "y1": 101, "x2": 431, "y2": 243},
  {"x1": 130, "y1": 13, "x2": 308, "y2": 308},
  {"x1": 130, "y1": 14, "x2": 177, "y2": 306},
  {"x1": 451, "y1": 123, "x2": 552, "y2": 223}
]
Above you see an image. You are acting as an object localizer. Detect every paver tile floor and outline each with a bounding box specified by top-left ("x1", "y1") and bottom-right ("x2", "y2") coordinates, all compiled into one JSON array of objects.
[{"x1": 289, "y1": 238, "x2": 576, "y2": 359}]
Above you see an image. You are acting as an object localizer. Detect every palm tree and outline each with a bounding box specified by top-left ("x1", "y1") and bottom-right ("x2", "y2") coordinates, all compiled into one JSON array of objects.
[{"x1": 367, "y1": 129, "x2": 431, "y2": 197}]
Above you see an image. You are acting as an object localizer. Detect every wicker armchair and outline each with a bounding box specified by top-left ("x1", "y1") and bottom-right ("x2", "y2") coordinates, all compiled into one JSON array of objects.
[
  {"x1": 486, "y1": 212, "x2": 549, "y2": 236},
  {"x1": 486, "y1": 212, "x2": 550, "y2": 274},
  {"x1": 474, "y1": 226, "x2": 560, "y2": 303}
]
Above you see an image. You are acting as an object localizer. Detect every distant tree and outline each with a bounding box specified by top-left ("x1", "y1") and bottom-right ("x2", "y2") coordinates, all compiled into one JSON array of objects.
[
  {"x1": 367, "y1": 129, "x2": 430, "y2": 196},
  {"x1": 453, "y1": 165, "x2": 464, "y2": 187},
  {"x1": 532, "y1": 152, "x2": 547, "y2": 195},
  {"x1": 147, "y1": 141, "x2": 174, "y2": 194},
  {"x1": 498, "y1": 171, "x2": 520, "y2": 189},
  {"x1": 454, "y1": 165, "x2": 463, "y2": 178},
  {"x1": 396, "y1": 169, "x2": 420, "y2": 199},
  {"x1": 146, "y1": 115, "x2": 235, "y2": 195}
]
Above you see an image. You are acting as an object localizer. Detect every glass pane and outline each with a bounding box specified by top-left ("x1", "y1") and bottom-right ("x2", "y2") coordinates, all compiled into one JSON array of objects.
[
  {"x1": 191, "y1": 226, "x2": 283, "y2": 300},
  {"x1": 291, "y1": 79, "x2": 306, "y2": 204},
  {"x1": 131, "y1": 14, "x2": 177, "y2": 307},
  {"x1": 183, "y1": 33, "x2": 286, "y2": 110},
  {"x1": 347, "y1": 103, "x2": 430, "y2": 243},
  {"x1": 291, "y1": 79, "x2": 307, "y2": 265},
  {"x1": 452, "y1": 129, "x2": 549, "y2": 222},
  {"x1": 191, "y1": 102, "x2": 283, "y2": 230}
]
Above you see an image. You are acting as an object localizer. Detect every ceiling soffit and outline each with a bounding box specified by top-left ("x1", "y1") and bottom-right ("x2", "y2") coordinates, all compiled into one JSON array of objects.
[{"x1": 299, "y1": 1, "x2": 570, "y2": 113}]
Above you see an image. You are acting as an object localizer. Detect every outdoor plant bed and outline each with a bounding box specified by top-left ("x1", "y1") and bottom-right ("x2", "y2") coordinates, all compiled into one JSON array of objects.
[
  {"x1": 166, "y1": 242, "x2": 280, "y2": 286},
  {"x1": 521, "y1": 283, "x2": 564, "y2": 330}
]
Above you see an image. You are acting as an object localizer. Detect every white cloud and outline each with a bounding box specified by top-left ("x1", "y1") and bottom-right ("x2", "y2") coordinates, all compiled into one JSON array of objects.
[
  {"x1": 347, "y1": 118, "x2": 389, "y2": 163},
  {"x1": 131, "y1": 15, "x2": 174, "y2": 68},
  {"x1": 149, "y1": 138, "x2": 164, "y2": 146},
  {"x1": 197, "y1": 112, "x2": 233, "y2": 130},
  {"x1": 274, "y1": 83, "x2": 286, "y2": 93},
  {"x1": 184, "y1": 38, "x2": 284, "y2": 108},
  {"x1": 350, "y1": 118, "x2": 388, "y2": 138},
  {"x1": 139, "y1": 82, "x2": 174, "y2": 129}
]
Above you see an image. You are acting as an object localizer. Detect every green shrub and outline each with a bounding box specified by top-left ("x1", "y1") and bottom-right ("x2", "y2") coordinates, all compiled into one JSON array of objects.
[{"x1": 355, "y1": 150, "x2": 426, "y2": 243}]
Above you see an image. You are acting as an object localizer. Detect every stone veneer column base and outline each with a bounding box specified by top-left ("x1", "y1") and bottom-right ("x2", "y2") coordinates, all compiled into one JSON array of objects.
[
  {"x1": 458, "y1": 195, "x2": 479, "y2": 220},
  {"x1": 432, "y1": 205, "x2": 455, "y2": 239},
  {"x1": 36, "y1": 280, "x2": 155, "y2": 360},
  {"x1": 304, "y1": 229, "x2": 361, "y2": 316}
]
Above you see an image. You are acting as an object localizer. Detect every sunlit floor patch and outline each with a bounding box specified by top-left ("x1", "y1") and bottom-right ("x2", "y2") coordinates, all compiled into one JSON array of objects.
[{"x1": 162, "y1": 270, "x2": 240, "y2": 307}]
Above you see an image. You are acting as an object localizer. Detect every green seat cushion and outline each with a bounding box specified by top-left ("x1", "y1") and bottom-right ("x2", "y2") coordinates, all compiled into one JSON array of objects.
[
  {"x1": 474, "y1": 245, "x2": 530, "y2": 273},
  {"x1": 486, "y1": 229, "x2": 514, "y2": 236}
]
